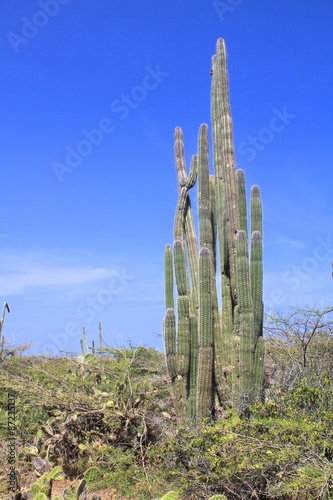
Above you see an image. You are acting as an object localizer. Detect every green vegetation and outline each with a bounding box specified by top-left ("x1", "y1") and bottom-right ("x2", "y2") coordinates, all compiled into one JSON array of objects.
[
  {"x1": 30, "y1": 466, "x2": 63, "y2": 499},
  {"x1": 163, "y1": 38, "x2": 264, "y2": 425},
  {"x1": 0, "y1": 306, "x2": 332, "y2": 498},
  {"x1": 0, "y1": 346, "x2": 173, "y2": 499}
]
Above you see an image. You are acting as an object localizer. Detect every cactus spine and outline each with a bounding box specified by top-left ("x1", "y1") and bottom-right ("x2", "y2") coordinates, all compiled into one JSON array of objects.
[{"x1": 163, "y1": 38, "x2": 264, "y2": 424}]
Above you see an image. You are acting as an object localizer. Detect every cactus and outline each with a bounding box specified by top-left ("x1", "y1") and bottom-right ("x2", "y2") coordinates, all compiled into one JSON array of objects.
[
  {"x1": 80, "y1": 323, "x2": 104, "y2": 356},
  {"x1": 84, "y1": 466, "x2": 100, "y2": 484},
  {"x1": 160, "y1": 492, "x2": 180, "y2": 500},
  {"x1": 163, "y1": 38, "x2": 264, "y2": 424},
  {"x1": 98, "y1": 321, "x2": 103, "y2": 349},
  {"x1": 30, "y1": 466, "x2": 63, "y2": 499},
  {"x1": 0, "y1": 302, "x2": 10, "y2": 359},
  {"x1": 80, "y1": 327, "x2": 89, "y2": 355},
  {"x1": 63, "y1": 479, "x2": 86, "y2": 499},
  {"x1": 91, "y1": 339, "x2": 96, "y2": 355}
]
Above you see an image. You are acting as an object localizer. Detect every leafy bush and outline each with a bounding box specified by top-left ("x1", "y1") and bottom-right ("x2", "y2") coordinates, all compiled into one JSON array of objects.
[
  {"x1": 147, "y1": 376, "x2": 333, "y2": 499},
  {"x1": 0, "y1": 333, "x2": 332, "y2": 499}
]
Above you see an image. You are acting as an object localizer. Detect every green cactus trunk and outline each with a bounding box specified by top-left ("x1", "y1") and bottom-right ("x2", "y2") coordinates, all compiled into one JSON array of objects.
[
  {"x1": 197, "y1": 248, "x2": 214, "y2": 421},
  {"x1": 98, "y1": 322, "x2": 103, "y2": 350},
  {"x1": 163, "y1": 38, "x2": 264, "y2": 425}
]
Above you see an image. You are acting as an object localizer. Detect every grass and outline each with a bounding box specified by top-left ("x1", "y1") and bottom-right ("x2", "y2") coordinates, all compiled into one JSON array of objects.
[{"x1": 0, "y1": 344, "x2": 332, "y2": 499}]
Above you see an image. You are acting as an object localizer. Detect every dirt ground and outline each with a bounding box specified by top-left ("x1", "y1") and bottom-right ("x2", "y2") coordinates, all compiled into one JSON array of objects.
[
  {"x1": 5, "y1": 478, "x2": 121, "y2": 500},
  {"x1": 50, "y1": 478, "x2": 119, "y2": 499}
]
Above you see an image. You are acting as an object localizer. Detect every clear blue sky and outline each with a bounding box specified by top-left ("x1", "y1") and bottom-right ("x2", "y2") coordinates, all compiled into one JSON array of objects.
[{"x1": 1, "y1": 0, "x2": 332, "y2": 356}]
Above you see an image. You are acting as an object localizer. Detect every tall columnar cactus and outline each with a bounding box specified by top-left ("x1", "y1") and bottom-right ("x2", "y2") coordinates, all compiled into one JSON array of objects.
[
  {"x1": 163, "y1": 38, "x2": 264, "y2": 424},
  {"x1": 80, "y1": 323, "x2": 104, "y2": 356},
  {"x1": 0, "y1": 302, "x2": 10, "y2": 359}
]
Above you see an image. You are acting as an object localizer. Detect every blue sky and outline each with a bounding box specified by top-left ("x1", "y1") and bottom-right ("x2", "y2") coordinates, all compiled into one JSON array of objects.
[{"x1": 1, "y1": 0, "x2": 332, "y2": 356}]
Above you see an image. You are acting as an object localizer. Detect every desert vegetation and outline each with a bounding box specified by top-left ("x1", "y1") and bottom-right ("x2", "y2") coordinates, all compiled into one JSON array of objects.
[{"x1": 0, "y1": 306, "x2": 333, "y2": 499}]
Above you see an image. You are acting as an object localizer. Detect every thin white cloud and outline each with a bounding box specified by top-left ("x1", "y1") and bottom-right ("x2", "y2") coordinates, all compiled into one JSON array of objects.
[
  {"x1": 270, "y1": 235, "x2": 306, "y2": 249},
  {"x1": 0, "y1": 266, "x2": 118, "y2": 295},
  {"x1": 0, "y1": 251, "x2": 132, "y2": 297}
]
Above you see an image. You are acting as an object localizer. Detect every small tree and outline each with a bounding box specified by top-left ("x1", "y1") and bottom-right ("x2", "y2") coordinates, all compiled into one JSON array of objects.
[{"x1": 264, "y1": 305, "x2": 333, "y2": 391}]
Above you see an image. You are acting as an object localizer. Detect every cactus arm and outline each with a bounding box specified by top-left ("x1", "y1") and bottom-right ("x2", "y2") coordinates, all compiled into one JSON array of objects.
[
  {"x1": 209, "y1": 175, "x2": 217, "y2": 274},
  {"x1": 164, "y1": 308, "x2": 177, "y2": 381},
  {"x1": 79, "y1": 327, "x2": 89, "y2": 355},
  {"x1": 163, "y1": 308, "x2": 188, "y2": 420},
  {"x1": 236, "y1": 230, "x2": 255, "y2": 408},
  {"x1": 253, "y1": 335, "x2": 265, "y2": 400},
  {"x1": 173, "y1": 239, "x2": 189, "y2": 297},
  {"x1": 213, "y1": 273, "x2": 233, "y2": 406},
  {"x1": 250, "y1": 184, "x2": 264, "y2": 400},
  {"x1": 250, "y1": 231, "x2": 263, "y2": 342},
  {"x1": 250, "y1": 185, "x2": 263, "y2": 235},
  {"x1": 237, "y1": 169, "x2": 247, "y2": 234},
  {"x1": 168, "y1": 179, "x2": 194, "y2": 421},
  {"x1": 82, "y1": 327, "x2": 88, "y2": 354},
  {"x1": 187, "y1": 153, "x2": 198, "y2": 189},
  {"x1": 0, "y1": 302, "x2": 10, "y2": 359},
  {"x1": 250, "y1": 230, "x2": 264, "y2": 402},
  {"x1": 177, "y1": 295, "x2": 191, "y2": 377},
  {"x1": 211, "y1": 54, "x2": 226, "y2": 279},
  {"x1": 0, "y1": 302, "x2": 10, "y2": 338},
  {"x1": 197, "y1": 124, "x2": 223, "y2": 410},
  {"x1": 196, "y1": 248, "x2": 214, "y2": 422},
  {"x1": 174, "y1": 187, "x2": 188, "y2": 243},
  {"x1": 173, "y1": 127, "x2": 198, "y2": 306},
  {"x1": 215, "y1": 38, "x2": 240, "y2": 305},
  {"x1": 188, "y1": 314, "x2": 198, "y2": 423},
  {"x1": 198, "y1": 124, "x2": 213, "y2": 250},
  {"x1": 250, "y1": 186, "x2": 263, "y2": 338},
  {"x1": 197, "y1": 125, "x2": 219, "y2": 326},
  {"x1": 165, "y1": 244, "x2": 174, "y2": 310},
  {"x1": 174, "y1": 130, "x2": 199, "y2": 312},
  {"x1": 184, "y1": 156, "x2": 199, "y2": 313},
  {"x1": 174, "y1": 126, "x2": 188, "y2": 189},
  {"x1": 98, "y1": 322, "x2": 103, "y2": 350}
]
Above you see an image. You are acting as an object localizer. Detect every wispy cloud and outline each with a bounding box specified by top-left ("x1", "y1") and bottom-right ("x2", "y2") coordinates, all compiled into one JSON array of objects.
[
  {"x1": 1, "y1": 266, "x2": 117, "y2": 295},
  {"x1": 272, "y1": 235, "x2": 307, "y2": 249},
  {"x1": 0, "y1": 251, "x2": 132, "y2": 297}
]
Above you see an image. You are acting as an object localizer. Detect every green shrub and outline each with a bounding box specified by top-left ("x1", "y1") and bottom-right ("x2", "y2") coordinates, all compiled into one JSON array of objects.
[{"x1": 1, "y1": 345, "x2": 333, "y2": 499}]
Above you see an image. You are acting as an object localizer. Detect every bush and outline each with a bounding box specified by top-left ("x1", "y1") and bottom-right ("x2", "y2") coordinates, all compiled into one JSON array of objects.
[
  {"x1": 148, "y1": 380, "x2": 333, "y2": 499},
  {"x1": 1, "y1": 337, "x2": 333, "y2": 499}
]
